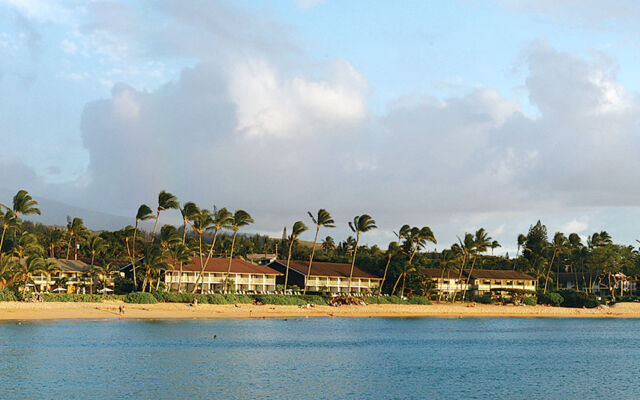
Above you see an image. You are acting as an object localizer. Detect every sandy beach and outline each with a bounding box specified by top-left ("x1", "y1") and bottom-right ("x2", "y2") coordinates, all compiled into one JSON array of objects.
[{"x1": 0, "y1": 301, "x2": 639, "y2": 320}]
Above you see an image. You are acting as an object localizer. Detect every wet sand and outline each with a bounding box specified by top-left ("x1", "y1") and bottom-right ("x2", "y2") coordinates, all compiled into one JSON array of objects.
[{"x1": 0, "y1": 301, "x2": 639, "y2": 320}]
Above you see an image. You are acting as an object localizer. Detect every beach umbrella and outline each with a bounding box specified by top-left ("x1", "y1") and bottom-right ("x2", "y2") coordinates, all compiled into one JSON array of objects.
[
  {"x1": 53, "y1": 287, "x2": 67, "y2": 292},
  {"x1": 98, "y1": 288, "x2": 114, "y2": 293}
]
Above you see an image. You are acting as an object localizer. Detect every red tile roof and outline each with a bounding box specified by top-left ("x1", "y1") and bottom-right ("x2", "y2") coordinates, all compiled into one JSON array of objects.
[
  {"x1": 168, "y1": 257, "x2": 282, "y2": 275},
  {"x1": 277, "y1": 260, "x2": 381, "y2": 279}
]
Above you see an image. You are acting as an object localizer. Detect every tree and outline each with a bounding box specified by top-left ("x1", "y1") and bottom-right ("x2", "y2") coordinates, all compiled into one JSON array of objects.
[
  {"x1": 452, "y1": 233, "x2": 474, "y2": 301},
  {"x1": 12, "y1": 190, "x2": 41, "y2": 218},
  {"x1": 490, "y1": 240, "x2": 501, "y2": 256},
  {"x1": 188, "y1": 208, "x2": 212, "y2": 291},
  {"x1": 513, "y1": 234, "x2": 526, "y2": 270},
  {"x1": 304, "y1": 209, "x2": 335, "y2": 294},
  {"x1": 0, "y1": 210, "x2": 20, "y2": 257},
  {"x1": 87, "y1": 236, "x2": 108, "y2": 294},
  {"x1": 98, "y1": 262, "x2": 120, "y2": 290},
  {"x1": 321, "y1": 236, "x2": 335, "y2": 252},
  {"x1": 43, "y1": 228, "x2": 65, "y2": 258},
  {"x1": 393, "y1": 226, "x2": 436, "y2": 296},
  {"x1": 284, "y1": 221, "x2": 308, "y2": 291},
  {"x1": 12, "y1": 255, "x2": 45, "y2": 295},
  {"x1": 462, "y1": 228, "x2": 493, "y2": 301},
  {"x1": 347, "y1": 215, "x2": 377, "y2": 292},
  {"x1": 180, "y1": 202, "x2": 199, "y2": 244},
  {"x1": 140, "y1": 243, "x2": 169, "y2": 292},
  {"x1": 167, "y1": 243, "x2": 193, "y2": 292},
  {"x1": 41, "y1": 258, "x2": 60, "y2": 292},
  {"x1": 193, "y1": 206, "x2": 232, "y2": 293},
  {"x1": 151, "y1": 191, "x2": 180, "y2": 242},
  {"x1": 544, "y1": 232, "x2": 568, "y2": 294},
  {"x1": 65, "y1": 217, "x2": 88, "y2": 260},
  {"x1": 224, "y1": 210, "x2": 254, "y2": 288},
  {"x1": 132, "y1": 204, "x2": 154, "y2": 288},
  {"x1": 379, "y1": 241, "x2": 400, "y2": 295}
]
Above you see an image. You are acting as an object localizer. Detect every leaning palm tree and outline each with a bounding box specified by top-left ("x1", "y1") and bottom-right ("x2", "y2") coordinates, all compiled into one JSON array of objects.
[
  {"x1": 544, "y1": 232, "x2": 568, "y2": 293},
  {"x1": 284, "y1": 221, "x2": 308, "y2": 291},
  {"x1": 304, "y1": 209, "x2": 335, "y2": 293},
  {"x1": 13, "y1": 255, "x2": 45, "y2": 296},
  {"x1": 0, "y1": 210, "x2": 20, "y2": 257},
  {"x1": 12, "y1": 190, "x2": 41, "y2": 218},
  {"x1": 65, "y1": 216, "x2": 88, "y2": 260},
  {"x1": 87, "y1": 236, "x2": 108, "y2": 294},
  {"x1": 168, "y1": 243, "x2": 193, "y2": 292},
  {"x1": 193, "y1": 206, "x2": 233, "y2": 293},
  {"x1": 151, "y1": 191, "x2": 180, "y2": 242},
  {"x1": 379, "y1": 241, "x2": 400, "y2": 295},
  {"x1": 180, "y1": 202, "x2": 200, "y2": 244},
  {"x1": 132, "y1": 204, "x2": 154, "y2": 288},
  {"x1": 140, "y1": 243, "x2": 169, "y2": 292},
  {"x1": 347, "y1": 215, "x2": 377, "y2": 293},
  {"x1": 188, "y1": 208, "x2": 213, "y2": 290},
  {"x1": 13, "y1": 232, "x2": 43, "y2": 262},
  {"x1": 224, "y1": 210, "x2": 254, "y2": 288},
  {"x1": 462, "y1": 228, "x2": 492, "y2": 301}
]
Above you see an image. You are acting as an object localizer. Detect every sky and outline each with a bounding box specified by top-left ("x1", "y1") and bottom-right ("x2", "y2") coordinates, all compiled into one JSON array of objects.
[{"x1": 2, "y1": 0, "x2": 640, "y2": 255}]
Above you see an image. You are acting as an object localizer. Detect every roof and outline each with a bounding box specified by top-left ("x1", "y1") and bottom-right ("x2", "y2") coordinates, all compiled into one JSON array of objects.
[
  {"x1": 47, "y1": 258, "x2": 90, "y2": 272},
  {"x1": 77, "y1": 257, "x2": 130, "y2": 268},
  {"x1": 556, "y1": 272, "x2": 600, "y2": 283},
  {"x1": 422, "y1": 268, "x2": 461, "y2": 279},
  {"x1": 467, "y1": 269, "x2": 535, "y2": 280},
  {"x1": 273, "y1": 260, "x2": 381, "y2": 279},
  {"x1": 166, "y1": 257, "x2": 282, "y2": 275}
]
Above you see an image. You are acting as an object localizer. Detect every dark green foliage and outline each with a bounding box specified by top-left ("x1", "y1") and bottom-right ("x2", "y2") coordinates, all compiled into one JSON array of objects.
[
  {"x1": 522, "y1": 296, "x2": 537, "y2": 306},
  {"x1": 124, "y1": 292, "x2": 157, "y2": 304},
  {"x1": 472, "y1": 294, "x2": 494, "y2": 304},
  {"x1": 557, "y1": 290, "x2": 599, "y2": 308},
  {"x1": 40, "y1": 293, "x2": 125, "y2": 302},
  {"x1": 0, "y1": 289, "x2": 17, "y2": 301},
  {"x1": 538, "y1": 292, "x2": 564, "y2": 307},
  {"x1": 406, "y1": 296, "x2": 431, "y2": 305},
  {"x1": 363, "y1": 296, "x2": 405, "y2": 304},
  {"x1": 252, "y1": 294, "x2": 327, "y2": 306}
]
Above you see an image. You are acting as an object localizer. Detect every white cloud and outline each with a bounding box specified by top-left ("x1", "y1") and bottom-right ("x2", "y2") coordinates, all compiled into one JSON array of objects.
[{"x1": 561, "y1": 218, "x2": 589, "y2": 234}]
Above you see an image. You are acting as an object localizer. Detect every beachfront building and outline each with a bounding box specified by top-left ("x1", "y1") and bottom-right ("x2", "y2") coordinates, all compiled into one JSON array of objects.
[
  {"x1": 162, "y1": 257, "x2": 282, "y2": 293},
  {"x1": 557, "y1": 272, "x2": 634, "y2": 297},
  {"x1": 29, "y1": 258, "x2": 117, "y2": 293},
  {"x1": 422, "y1": 268, "x2": 468, "y2": 294},
  {"x1": 266, "y1": 260, "x2": 382, "y2": 293},
  {"x1": 466, "y1": 269, "x2": 537, "y2": 295}
]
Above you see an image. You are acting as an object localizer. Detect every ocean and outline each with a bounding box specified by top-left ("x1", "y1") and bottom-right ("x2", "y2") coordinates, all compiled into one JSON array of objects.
[{"x1": 1, "y1": 317, "x2": 638, "y2": 399}]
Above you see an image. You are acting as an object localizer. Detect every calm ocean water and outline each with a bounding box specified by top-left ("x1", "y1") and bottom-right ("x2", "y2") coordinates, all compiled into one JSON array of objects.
[{"x1": 0, "y1": 317, "x2": 638, "y2": 399}]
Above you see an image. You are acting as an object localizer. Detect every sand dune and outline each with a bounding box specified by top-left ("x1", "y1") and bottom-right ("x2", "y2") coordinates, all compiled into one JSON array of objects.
[{"x1": 0, "y1": 301, "x2": 639, "y2": 320}]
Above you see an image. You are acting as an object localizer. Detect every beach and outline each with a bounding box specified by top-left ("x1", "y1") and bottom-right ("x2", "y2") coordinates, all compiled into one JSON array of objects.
[{"x1": 1, "y1": 301, "x2": 640, "y2": 320}]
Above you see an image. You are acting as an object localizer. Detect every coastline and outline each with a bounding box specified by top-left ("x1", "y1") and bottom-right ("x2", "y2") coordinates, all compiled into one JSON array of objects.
[{"x1": 1, "y1": 301, "x2": 640, "y2": 320}]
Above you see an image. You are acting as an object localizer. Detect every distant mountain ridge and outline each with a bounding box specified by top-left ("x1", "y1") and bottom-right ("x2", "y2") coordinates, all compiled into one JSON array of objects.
[{"x1": 0, "y1": 188, "x2": 130, "y2": 231}]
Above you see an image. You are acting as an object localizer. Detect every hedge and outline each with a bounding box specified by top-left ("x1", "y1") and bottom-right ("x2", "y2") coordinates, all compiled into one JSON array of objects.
[
  {"x1": 124, "y1": 292, "x2": 158, "y2": 304},
  {"x1": 0, "y1": 289, "x2": 17, "y2": 301},
  {"x1": 538, "y1": 292, "x2": 564, "y2": 307}
]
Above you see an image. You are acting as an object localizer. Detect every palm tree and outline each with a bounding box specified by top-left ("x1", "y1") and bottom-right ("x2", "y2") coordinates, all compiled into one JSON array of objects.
[
  {"x1": 284, "y1": 221, "x2": 308, "y2": 291},
  {"x1": 44, "y1": 228, "x2": 65, "y2": 258},
  {"x1": 65, "y1": 217, "x2": 88, "y2": 260},
  {"x1": 167, "y1": 243, "x2": 193, "y2": 292},
  {"x1": 392, "y1": 226, "x2": 436, "y2": 296},
  {"x1": 12, "y1": 255, "x2": 45, "y2": 295},
  {"x1": 379, "y1": 241, "x2": 400, "y2": 295},
  {"x1": 224, "y1": 210, "x2": 254, "y2": 290},
  {"x1": 462, "y1": 228, "x2": 493, "y2": 301},
  {"x1": 544, "y1": 232, "x2": 568, "y2": 294},
  {"x1": 140, "y1": 243, "x2": 169, "y2": 292},
  {"x1": 12, "y1": 190, "x2": 41, "y2": 218},
  {"x1": 180, "y1": 202, "x2": 199, "y2": 244},
  {"x1": 98, "y1": 262, "x2": 120, "y2": 290},
  {"x1": 193, "y1": 207, "x2": 233, "y2": 293},
  {"x1": 41, "y1": 258, "x2": 60, "y2": 292},
  {"x1": 304, "y1": 209, "x2": 335, "y2": 294},
  {"x1": 13, "y1": 232, "x2": 43, "y2": 262},
  {"x1": 0, "y1": 210, "x2": 20, "y2": 257},
  {"x1": 188, "y1": 208, "x2": 212, "y2": 291},
  {"x1": 132, "y1": 204, "x2": 154, "y2": 288},
  {"x1": 347, "y1": 215, "x2": 377, "y2": 293},
  {"x1": 321, "y1": 236, "x2": 335, "y2": 252},
  {"x1": 514, "y1": 234, "x2": 526, "y2": 270},
  {"x1": 452, "y1": 233, "x2": 474, "y2": 301},
  {"x1": 151, "y1": 191, "x2": 179, "y2": 242},
  {"x1": 87, "y1": 236, "x2": 107, "y2": 294},
  {"x1": 490, "y1": 240, "x2": 501, "y2": 256}
]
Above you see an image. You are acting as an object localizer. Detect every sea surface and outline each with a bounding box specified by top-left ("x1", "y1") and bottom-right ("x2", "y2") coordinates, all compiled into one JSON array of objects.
[{"x1": 0, "y1": 317, "x2": 638, "y2": 399}]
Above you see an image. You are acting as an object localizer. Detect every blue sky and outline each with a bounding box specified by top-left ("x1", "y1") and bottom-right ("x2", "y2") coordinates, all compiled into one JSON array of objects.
[{"x1": 2, "y1": 0, "x2": 640, "y2": 253}]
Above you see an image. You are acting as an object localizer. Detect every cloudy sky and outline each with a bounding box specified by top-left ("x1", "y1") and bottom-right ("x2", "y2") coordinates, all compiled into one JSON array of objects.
[{"x1": 2, "y1": 0, "x2": 640, "y2": 254}]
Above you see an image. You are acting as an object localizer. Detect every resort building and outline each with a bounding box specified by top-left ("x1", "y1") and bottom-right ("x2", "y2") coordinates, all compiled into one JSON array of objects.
[
  {"x1": 29, "y1": 258, "x2": 116, "y2": 293},
  {"x1": 162, "y1": 257, "x2": 282, "y2": 293},
  {"x1": 423, "y1": 268, "x2": 536, "y2": 296},
  {"x1": 266, "y1": 260, "x2": 383, "y2": 293},
  {"x1": 556, "y1": 272, "x2": 634, "y2": 297}
]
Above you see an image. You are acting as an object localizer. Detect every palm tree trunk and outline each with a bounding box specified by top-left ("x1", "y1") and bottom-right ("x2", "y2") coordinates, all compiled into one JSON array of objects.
[
  {"x1": 513, "y1": 245, "x2": 520, "y2": 270},
  {"x1": 178, "y1": 263, "x2": 183, "y2": 292},
  {"x1": 451, "y1": 251, "x2": 468, "y2": 302},
  {"x1": 224, "y1": 231, "x2": 238, "y2": 291},
  {"x1": 193, "y1": 228, "x2": 219, "y2": 293},
  {"x1": 391, "y1": 272, "x2": 403, "y2": 295},
  {"x1": 0, "y1": 227, "x2": 7, "y2": 256},
  {"x1": 132, "y1": 223, "x2": 139, "y2": 288},
  {"x1": 304, "y1": 227, "x2": 320, "y2": 294},
  {"x1": 284, "y1": 239, "x2": 296, "y2": 292},
  {"x1": 66, "y1": 233, "x2": 73, "y2": 260},
  {"x1": 151, "y1": 211, "x2": 160, "y2": 243},
  {"x1": 379, "y1": 254, "x2": 392, "y2": 295},
  {"x1": 190, "y1": 232, "x2": 204, "y2": 293},
  {"x1": 543, "y1": 249, "x2": 557, "y2": 294},
  {"x1": 347, "y1": 233, "x2": 360, "y2": 293},
  {"x1": 462, "y1": 255, "x2": 477, "y2": 301}
]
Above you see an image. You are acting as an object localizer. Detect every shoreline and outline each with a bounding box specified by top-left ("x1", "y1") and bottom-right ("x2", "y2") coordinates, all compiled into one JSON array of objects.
[{"x1": 1, "y1": 301, "x2": 640, "y2": 320}]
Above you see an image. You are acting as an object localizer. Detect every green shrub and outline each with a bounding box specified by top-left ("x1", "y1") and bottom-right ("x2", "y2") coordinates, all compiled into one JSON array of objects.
[
  {"x1": 406, "y1": 296, "x2": 431, "y2": 305},
  {"x1": 472, "y1": 294, "x2": 494, "y2": 304},
  {"x1": 42, "y1": 293, "x2": 102, "y2": 302},
  {"x1": 522, "y1": 296, "x2": 537, "y2": 306},
  {"x1": 0, "y1": 289, "x2": 17, "y2": 301},
  {"x1": 124, "y1": 292, "x2": 157, "y2": 304},
  {"x1": 557, "y1": 290, "x2": 599, "y2": 308},
  {"x1": 363, "y1": 296, "x2": 405, "y2": 304},
  {"x1": 538, "y1": 292, "x2": 564, "y2": 307}
]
